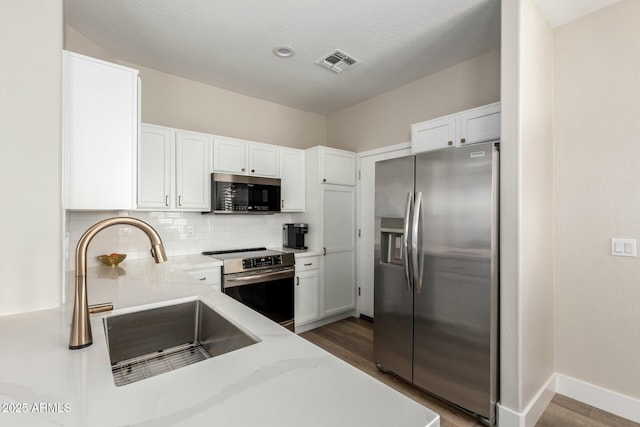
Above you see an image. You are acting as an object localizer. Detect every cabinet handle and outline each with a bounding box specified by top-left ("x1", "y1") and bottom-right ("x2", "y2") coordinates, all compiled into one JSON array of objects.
[
  {"x1": 251, "y1": 169, "x2": 255, "y2": 173},
  {"x1": 322, "y1": 247, "x2": 326, "y2": 256},
  {"x1": 199, "y1": 277, "x2": 206, "y2": 281},
  {"x1": 461, "y1": 138, "x2": 466, "y2": 144},
  {"x1": 165, "y1": 195, "x2": 169, "y2": 207},
  {"x1": 322, "y1": 178, "x2": 327, "y2": 183},
  {"x1": 178, "y1": 195, "x2": 183, "y2": 206},
  {"x1": 241, "y1": 168, "x2": 246, "y2": 172},
  {"x1": 281, "y1": 200, "x2": 284, "y2": 208},
  {"x1": 448, "y1": 141, "x2": 453, "y2": 146},
  {"x1": 304, "y1": 263, "x2": 312, "y2": 266},
  {"x1": 296, "y1": 276, "x2": 300, "y2": 286}
]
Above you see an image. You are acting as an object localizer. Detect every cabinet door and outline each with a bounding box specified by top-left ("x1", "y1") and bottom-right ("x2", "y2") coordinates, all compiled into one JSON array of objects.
[
  {"x1": 320, "y1": 147, "x2": 356, "y2": 186},
  {"x1": 456, "y1": 103, "x2": 501, "y2": 145},
  {"x1": 411, "y1": 115, "x2": 456, "y2": 154},
  {"x1": 213, "y1": 137, "x2": 248, "y2": 174},
  {"x1": 279, "y1": 148, "x2": 305, "y2": 211},
  {"x1": 175, "y1": 131, "x2": 212, "y2": 211},
  {"x1": 63, "y1": 51, "x2": 138, "y2": 210},
  {"x1": 185, "y1": 267, "x2": 221, "y2": 292},
  {"x1": 138, "y1": 124, "x2": 172, "y2": 209},
  {"x1": 322, "y1": 185, "x2": 356, "y2": 316},
  {"x1": 249, "y1": 143, "x2": 279, "y2": 177},
  {"x1": 295, "y1": 269, "x2": 319, "y2": 326}
]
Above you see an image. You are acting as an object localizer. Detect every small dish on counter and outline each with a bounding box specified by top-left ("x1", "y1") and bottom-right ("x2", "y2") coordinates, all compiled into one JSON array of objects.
[{"x1": 97, "y1": 253, "x2": 127, "y2": 267}]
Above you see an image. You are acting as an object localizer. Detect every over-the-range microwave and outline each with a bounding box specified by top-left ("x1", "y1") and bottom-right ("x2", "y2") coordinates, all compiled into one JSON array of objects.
[{"x1": 207, "y1": 173, "x2": 281, "y2": 214}]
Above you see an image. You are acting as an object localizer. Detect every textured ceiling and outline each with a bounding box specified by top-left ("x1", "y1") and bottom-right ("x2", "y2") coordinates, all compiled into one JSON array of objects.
[{"x1": 64, "y1": 0, "x2": 501, "y2": 114}]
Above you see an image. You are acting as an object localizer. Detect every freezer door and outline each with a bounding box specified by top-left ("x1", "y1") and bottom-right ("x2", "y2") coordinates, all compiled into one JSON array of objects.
[
  {"x1": 413, "y1": 143, "x2": 498, "y2": 420},
  {"x1": 373, "y1": 155, "x2": 415, "y2": 381}
]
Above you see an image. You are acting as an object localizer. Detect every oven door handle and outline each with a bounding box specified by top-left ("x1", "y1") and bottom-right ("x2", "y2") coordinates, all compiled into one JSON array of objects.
[{"x1": 224, "y1": 268, "x2": 294, "y2": 288}]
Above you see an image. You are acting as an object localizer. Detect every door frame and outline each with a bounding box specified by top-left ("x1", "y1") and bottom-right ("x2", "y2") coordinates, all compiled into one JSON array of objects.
[{"x1": 356, "y1": 142, "x2": 411, "y2": 318}]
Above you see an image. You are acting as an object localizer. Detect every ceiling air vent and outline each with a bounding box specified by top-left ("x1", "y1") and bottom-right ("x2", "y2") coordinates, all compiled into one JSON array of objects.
[{"x1": 315, "y1": 49, "x2": 360, "y2": 74}]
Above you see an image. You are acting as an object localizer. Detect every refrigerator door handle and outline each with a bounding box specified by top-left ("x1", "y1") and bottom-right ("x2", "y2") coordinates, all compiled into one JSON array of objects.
[
  {"x1": 412, "y1": 191, "x2": 423, "y2": 293},
  {"x1": 403, "y1": 192, "x2": 413, "y2": 291}
]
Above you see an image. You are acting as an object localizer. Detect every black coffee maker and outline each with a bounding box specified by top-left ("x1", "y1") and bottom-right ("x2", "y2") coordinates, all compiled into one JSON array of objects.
[{"x1": 283, "y1": 223, "x2": 308, "y2": 249}]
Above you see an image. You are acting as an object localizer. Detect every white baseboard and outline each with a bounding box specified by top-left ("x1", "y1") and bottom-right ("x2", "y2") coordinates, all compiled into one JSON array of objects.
[
  {"x1": 555, "y1": 374, "x2": 640, "y2": 423},
  {"x1": 294, "y1": 311, "x2": 356, "y2": 334},
  {"x1": 497, "y1": 374, "x2": 556, "y2": 427}
]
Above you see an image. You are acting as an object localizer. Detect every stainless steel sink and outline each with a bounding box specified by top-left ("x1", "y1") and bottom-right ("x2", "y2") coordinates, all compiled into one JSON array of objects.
[{"x1": 103, "y1": 299, "x2": 259, "y2": 386}]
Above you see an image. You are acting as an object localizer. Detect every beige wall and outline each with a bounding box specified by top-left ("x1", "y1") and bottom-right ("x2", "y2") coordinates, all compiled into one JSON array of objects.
[
  {"x1": 65, "y1": 27, "x2": 326, "y2": 149},
  {"x1": 0, "y1": 0, "x2": 63, "y2": 315},
  {"x1": 519, "y1": 0, "x2": 555, "y2": 409},
  {"x1": 499, "y1": 0, "x2": 555, "y2": 417},
  {"x1": 326, "y1": 50, "x2": 500, "y2": 152},
  {"x1": 554, "y1": 0, "x2": 640, "y2": 400}
]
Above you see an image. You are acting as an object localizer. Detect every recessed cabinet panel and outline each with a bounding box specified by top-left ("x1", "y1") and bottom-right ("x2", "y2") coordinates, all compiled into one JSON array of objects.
[
  {"x1": 280, "y1": 148, "x2": 305, "y2": 211},
  {"x1": 138, "y1": 124, "x2": 211, "y2": 211},
  {"x1": 138, "y1": 125, "x2": 172, "y2": 209},
  {"x1": 176, "y1": 131, "x2": 211, "y2": 210},
  {"x1": 249, "y1": 143, "x2": 279, "y2": 177},
  {"x1": 323, "y1": 187, "x2": 356, "y2": 250},
  {"x1": 411, "y1": 116, "x2": 456, "y2": 153},
  {"x1": 457, "y1": 103, "x2": 501, "y2": 145},
  {"x1": 411, "y1": 102, "x2": 501, "y2": 153},
  {"x1": 213, "y1": 137, "x2": 248, "y2": 174},
  {"x1": 323, "y1": 251, "x2": 356, "y2": 316},
  {"x1": 295, "y1": 270, "x2": 319, "y2": 326},
  {"x1": 320, "y1": 148, "x2": 356, "y2": 186},
  {"x1": 63, "y1": 51, "x2": 138, "y2": 210}
]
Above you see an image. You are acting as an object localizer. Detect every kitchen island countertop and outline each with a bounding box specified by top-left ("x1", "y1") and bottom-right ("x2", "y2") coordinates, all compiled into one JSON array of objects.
[{"x1": 0, "y1": 259, "x2": 439, "y2": 427}]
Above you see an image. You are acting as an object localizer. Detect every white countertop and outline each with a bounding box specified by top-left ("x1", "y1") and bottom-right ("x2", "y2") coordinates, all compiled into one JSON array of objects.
[
  {"x1": 270, "y1": 247, "x2": 323, "y2": 258},
  {"x1": 0, "y1": 259, "x2": 438, "y2": 427}
]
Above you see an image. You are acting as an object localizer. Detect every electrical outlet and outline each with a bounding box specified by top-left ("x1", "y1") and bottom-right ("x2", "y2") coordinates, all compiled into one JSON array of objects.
[{"x1": 187, "y1": 225, "x2": 195, "y2": 235}]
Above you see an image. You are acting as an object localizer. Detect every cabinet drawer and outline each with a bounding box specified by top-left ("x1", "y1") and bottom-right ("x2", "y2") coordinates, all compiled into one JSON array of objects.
[
  {"x1": 185, "y1": 267, "x2": 221, "y2": 291},
  {"x1": 295, "y1": 256, "x2": 319, "y2": 272}
]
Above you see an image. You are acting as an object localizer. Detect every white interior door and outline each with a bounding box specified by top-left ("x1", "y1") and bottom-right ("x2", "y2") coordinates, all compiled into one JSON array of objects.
[{"x1": 357, "y1": 144, "x2": 411, "y2": 318}]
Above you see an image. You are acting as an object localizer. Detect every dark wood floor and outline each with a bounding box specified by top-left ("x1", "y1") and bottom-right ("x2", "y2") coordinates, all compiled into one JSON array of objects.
[{"x1": 300, "y1": 317, "x2": 638, "y2": 427}]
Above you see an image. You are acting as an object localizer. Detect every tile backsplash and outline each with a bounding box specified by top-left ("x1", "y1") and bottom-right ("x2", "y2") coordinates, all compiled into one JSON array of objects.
[{"x1": 65, "y1": 210, "x2": 293, "y2": 270}]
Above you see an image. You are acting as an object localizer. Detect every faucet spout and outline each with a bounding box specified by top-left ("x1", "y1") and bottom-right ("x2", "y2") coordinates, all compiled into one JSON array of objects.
[{"x1": 69, "y1": 217, "x2": 167, "y2": 350}]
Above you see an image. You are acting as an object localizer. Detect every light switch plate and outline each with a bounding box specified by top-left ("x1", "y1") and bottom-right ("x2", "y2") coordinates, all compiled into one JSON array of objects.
[{"x1": 611, "y1": 238, "x2": 637, "y2": 257}]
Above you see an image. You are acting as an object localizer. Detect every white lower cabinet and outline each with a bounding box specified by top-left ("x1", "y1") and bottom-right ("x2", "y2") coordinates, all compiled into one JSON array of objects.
[
  {"x1": 184, "y1": 267, "x2": 221, "y2": 292},
  {"x1": 295, "y1": 269, "x2": 319, "y2": 327}
]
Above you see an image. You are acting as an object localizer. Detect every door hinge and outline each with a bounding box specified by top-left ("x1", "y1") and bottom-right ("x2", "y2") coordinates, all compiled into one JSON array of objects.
[
  {"x1": 358, "y1": 170, "x2": 361, "y2": 180},
  {"x1": 358, "y1": 287, "x2": 361, "y2": 296}
]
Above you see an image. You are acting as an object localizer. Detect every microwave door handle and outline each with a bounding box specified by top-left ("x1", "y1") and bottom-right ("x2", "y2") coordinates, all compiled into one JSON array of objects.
[{"x1": 403, "y1": 192, "x2": 412, "y2": 291}]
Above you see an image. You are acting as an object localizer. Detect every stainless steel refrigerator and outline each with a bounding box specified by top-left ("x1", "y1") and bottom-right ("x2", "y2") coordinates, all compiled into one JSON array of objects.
[{"x1": 374, "y1": 141, "x2": 498, "y2": 424}]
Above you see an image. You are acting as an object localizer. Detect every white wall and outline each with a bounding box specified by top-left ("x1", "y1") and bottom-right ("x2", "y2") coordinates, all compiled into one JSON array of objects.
[
  {"x1": 326, "y1": 50, "x2": 500, "y2": 152},
  {"x1": 0, "y1": 0, "x2": 63, "y2": 315},
  {"x1": 65, "y1": 27, "x2": 327, "y2": 149},
  {"x1": 65, "y1": 211, "x2": 292, "y2": 271},
  {"x1": 554, "y1": 0, "x2": 640, "y2": 400},
  {"x1": 499, "y1": 0, "x2": 555, "y2": 422}
]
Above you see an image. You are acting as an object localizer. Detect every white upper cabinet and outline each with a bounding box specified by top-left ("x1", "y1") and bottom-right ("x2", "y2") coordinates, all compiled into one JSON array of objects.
[
  {"x1": 63, "y1": 51, "x2": 139, "y2": 210},
  {"x1": 249, "y1": 142, "x2": 279, "y2": 177},
  {"x1": 213, "y1": 136, "x2": 279, "y2": 178},
  {"x1": 175, "y1": 131, "x2": 212, "y2": 210},
  {"x1": 213, "y1": 136, "x2": 248, "y2": 174},
  {"x1": 319, "y1": 147, "x2": 356, "y2": 186},
  {"x1": 411, "y1": 115, "x2": 456, "y2": 152},
  {"x1": 279, "y1": 147, "x2": 305, "y2": 212},
  {"x1": 138, "y1": 125, "x2": 172, "y2": 210},
  {"x1": 411, "y1": 102, "x2": 501, "y2": 154},
  {"x1": 456, "y1": 102, "x2": 501, "y2": 146},
  {"x1": 138, "y1": 124, "x2": 211, "y2": 211}
]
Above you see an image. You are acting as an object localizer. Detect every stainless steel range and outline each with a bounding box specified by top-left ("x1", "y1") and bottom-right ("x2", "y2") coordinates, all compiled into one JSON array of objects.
[{"x1": 202, "y1": 247, "x2": 295, "y2": 331}]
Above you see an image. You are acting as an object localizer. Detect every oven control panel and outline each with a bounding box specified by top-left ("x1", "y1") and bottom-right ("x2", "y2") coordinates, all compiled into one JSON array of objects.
[{"x1": 242, "y1": 255, "x2": 282, "y2": 269}]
